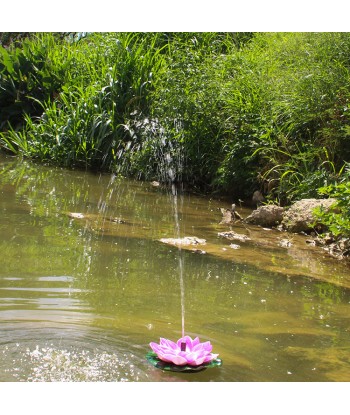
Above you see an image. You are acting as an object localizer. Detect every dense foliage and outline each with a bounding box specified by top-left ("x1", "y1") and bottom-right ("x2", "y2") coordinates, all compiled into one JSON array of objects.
[
  {"x1": 0, "y1": 32, "x2": 349, "y2": 217},
  {"x1": 313, "y1": 163, "x2": 350, "y2": 238}
]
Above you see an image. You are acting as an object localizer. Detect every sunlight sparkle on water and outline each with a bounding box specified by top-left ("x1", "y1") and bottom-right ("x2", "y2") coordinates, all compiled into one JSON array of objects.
[{"x1": 10, "y1": 345, "x2": 142, "y2": 382}]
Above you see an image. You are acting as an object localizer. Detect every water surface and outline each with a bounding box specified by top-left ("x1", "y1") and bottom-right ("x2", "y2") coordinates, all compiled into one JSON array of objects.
[{"x1": 1, "y1": 154, "x2": 350, "y2": 382}]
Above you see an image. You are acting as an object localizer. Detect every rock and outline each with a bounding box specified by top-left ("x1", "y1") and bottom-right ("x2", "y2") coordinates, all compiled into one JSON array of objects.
[
  {"x1": 323, "y1": 237, "x2": 350, "y2": 259},
  {"x1": 68, "y1": 212, "x2": 85, "y2": 219},
  {"x1": 245, "y1": 205, "x2": 284, "y2": 227},
  {"x1": 335, "y1": 238, "x2": 350, "y2": 257},
  {"x1": 311, "y1": 233, "x2": 350, "y2": 259},
  {"x1": 159, "y1": 236, "x2": 206, "y2": 247},
  {"x1": 109, "y1": 217, "x2": 126, "y2": 224},
  {"x1": 252, "y1": 190, "x2": 264, "y2": 206},
  {"x1": 191, "y1": 249, "x2": 207, "y2": 254},
  {"x1": 281, "y1": 198, "x2": 337, "y2": 233},
  {"x1": 219, "y1": 208, "x2": 233, "y2": 224},
  {"x1": 219, "y1": 204, "x2": 243, "y2": 224},
  {"x1": 218, "y1": 231, "x2": 251, "y2": 242},
  {"x1": 231, "y1": 204, "x2": 243, "y2": 220},
  {"x1": 278, "y1": 238, "x2": 293, "y2": 248}
]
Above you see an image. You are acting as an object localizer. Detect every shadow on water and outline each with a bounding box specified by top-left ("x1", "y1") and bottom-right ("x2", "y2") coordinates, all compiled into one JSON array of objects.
[{"x1": 1, "y1": 154, "x2": 350, "y2": 382}]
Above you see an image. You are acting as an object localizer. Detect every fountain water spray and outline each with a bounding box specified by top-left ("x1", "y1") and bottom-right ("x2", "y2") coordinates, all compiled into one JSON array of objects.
[{"x1": 171, "y1": 182, "x2": 186, "y2": 339}]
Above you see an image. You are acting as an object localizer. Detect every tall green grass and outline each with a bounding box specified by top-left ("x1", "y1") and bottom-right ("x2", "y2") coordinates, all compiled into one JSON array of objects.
[
  {"x1": 1, "y1": 32, "x2": 350, "y2": 208},
  {"x1": 211, "y1": 32, "x2": 350, "y2": 201},
  {"x1": 0, "y1": 32, "x2": 168, "y2": 170}
]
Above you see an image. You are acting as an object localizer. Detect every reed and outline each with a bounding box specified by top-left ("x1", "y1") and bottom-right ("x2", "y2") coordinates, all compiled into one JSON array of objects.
[{"x1": 0, "y1": 32, "x2": 168, "y2": 170}]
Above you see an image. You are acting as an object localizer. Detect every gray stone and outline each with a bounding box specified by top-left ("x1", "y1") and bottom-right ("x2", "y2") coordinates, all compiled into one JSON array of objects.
[
  {"x1": 245, "y1": 205, "x2": 284, "y2": 227},
  {"x1": 252, "y1": 190, "x2": 264, "y2": 206},
  {"x1": 281, "y1": 198, "x2": 337, "y2": 233},
  {"x1": 159, "y1": 236, "x2": 206, "y2": 246},
  {"x1": 218, "y1": 231, "x2": 251, "y2": 242}
]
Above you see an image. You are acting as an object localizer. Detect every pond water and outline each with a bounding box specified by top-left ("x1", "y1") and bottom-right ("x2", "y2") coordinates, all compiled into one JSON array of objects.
[{"x1": 1, "y1": 153, "x2": 350, "y2": 382}]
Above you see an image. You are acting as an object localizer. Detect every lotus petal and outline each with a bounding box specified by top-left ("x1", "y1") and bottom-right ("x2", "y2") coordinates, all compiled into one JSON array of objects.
[
  {"x1": 160, "y1": 338, "x2": 178, "y2": 350},
  {"x1": 182, "y1": 351, "x2": 201, "y2": 364},
  {"x1": 166, "y1": 354, "x2": 188, "y2": 366},
  {"x1": 149, "y1": 342, "x2": 162, "y2": 354},
  {"x1": 191, "y1": 355, "x2": 206, "y2": 366},
  {"x1": 203, "y1": 353, "x2": 218, "y2": 363},
  {"x1": 193, "y1": 341, "x2": 212, "y2": 353},
  {"x1": 192, "y1": 337, "x2": 200, "y2": 347}
]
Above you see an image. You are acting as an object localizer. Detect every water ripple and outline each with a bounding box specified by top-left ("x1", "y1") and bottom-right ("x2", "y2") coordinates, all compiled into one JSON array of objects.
[{"x1": 0, "y1": 327, "x2": 150, "y2": 382}]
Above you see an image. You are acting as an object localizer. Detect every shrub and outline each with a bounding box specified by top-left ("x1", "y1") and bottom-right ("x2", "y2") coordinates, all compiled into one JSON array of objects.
[{"x1": 313, "y1": 163, "x2": 350, "y2": 238}]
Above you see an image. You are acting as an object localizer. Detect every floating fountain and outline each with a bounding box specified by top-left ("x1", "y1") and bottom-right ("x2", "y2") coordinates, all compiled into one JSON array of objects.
[
  {"x1": 146, "y1": 335, "x2": 221, "y2": 373},
  {"x1": 146, "y1": 132, "x2": 221, "y2": 372}
]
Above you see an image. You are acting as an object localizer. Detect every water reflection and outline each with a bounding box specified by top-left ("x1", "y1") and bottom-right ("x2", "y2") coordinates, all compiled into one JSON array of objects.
[{"x1": 1, "y1": 154, "x2": 350, "y2": 382}]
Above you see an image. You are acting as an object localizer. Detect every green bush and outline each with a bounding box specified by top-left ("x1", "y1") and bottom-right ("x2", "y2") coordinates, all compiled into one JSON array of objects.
[
  {"x1": 313, "y1": 163, "x2": 350, "y2": 238},
  {"x1": 214, "y1": 32, "x2": 350, "y2": 200}
]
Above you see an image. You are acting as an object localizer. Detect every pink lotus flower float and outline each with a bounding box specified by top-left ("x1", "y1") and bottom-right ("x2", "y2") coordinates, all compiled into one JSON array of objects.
[{"x1": 147, "y1": 335, "x2": 222, "y2": 372}]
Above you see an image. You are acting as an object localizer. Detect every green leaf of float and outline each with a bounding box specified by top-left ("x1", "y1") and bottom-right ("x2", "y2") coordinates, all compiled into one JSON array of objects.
[{"x1": 146, "y1": 351, "x2": 222, "y2": 373}]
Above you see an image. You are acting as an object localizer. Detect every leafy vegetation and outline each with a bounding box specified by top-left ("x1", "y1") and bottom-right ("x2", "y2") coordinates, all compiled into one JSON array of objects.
[
  {"x1": 313, "y1": 163, "x2": 350, "y2": 238},
  {"x1": 1, "y1": 32, "x2": 350, "y2": 239}
]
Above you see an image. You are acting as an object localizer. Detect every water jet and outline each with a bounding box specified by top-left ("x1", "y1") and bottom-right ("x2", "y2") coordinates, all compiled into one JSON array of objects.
[{"x1": 146, "y1": 140, "x2": 221, "y2": 372}]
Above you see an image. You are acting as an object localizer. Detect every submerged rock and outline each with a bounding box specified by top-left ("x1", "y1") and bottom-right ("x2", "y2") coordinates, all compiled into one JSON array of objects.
[
  {"x1": 245, "y1": 205, "x2": 284, "y2": 227},
  {"x1": 159, "y1": 236, "x2": 206, "y2": 247},
  {"x1": 191, "y1": 249, "x2": 207, "y2": 254},
  {"x1": 278, "y1": 238, "x2": 293, "y2": 248},
  {"x1": 218, "y1": 231, "x2": 251, "y2": 242},
  {"x1": 68, "y1": 212, "x2": 85, "y2": 219},
  {"x1": 281, "y1": 198, "x2": 337, "y2": 233},
  {"x1": 108, "y1": 217, "x2": 126, "y2": 224}
]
